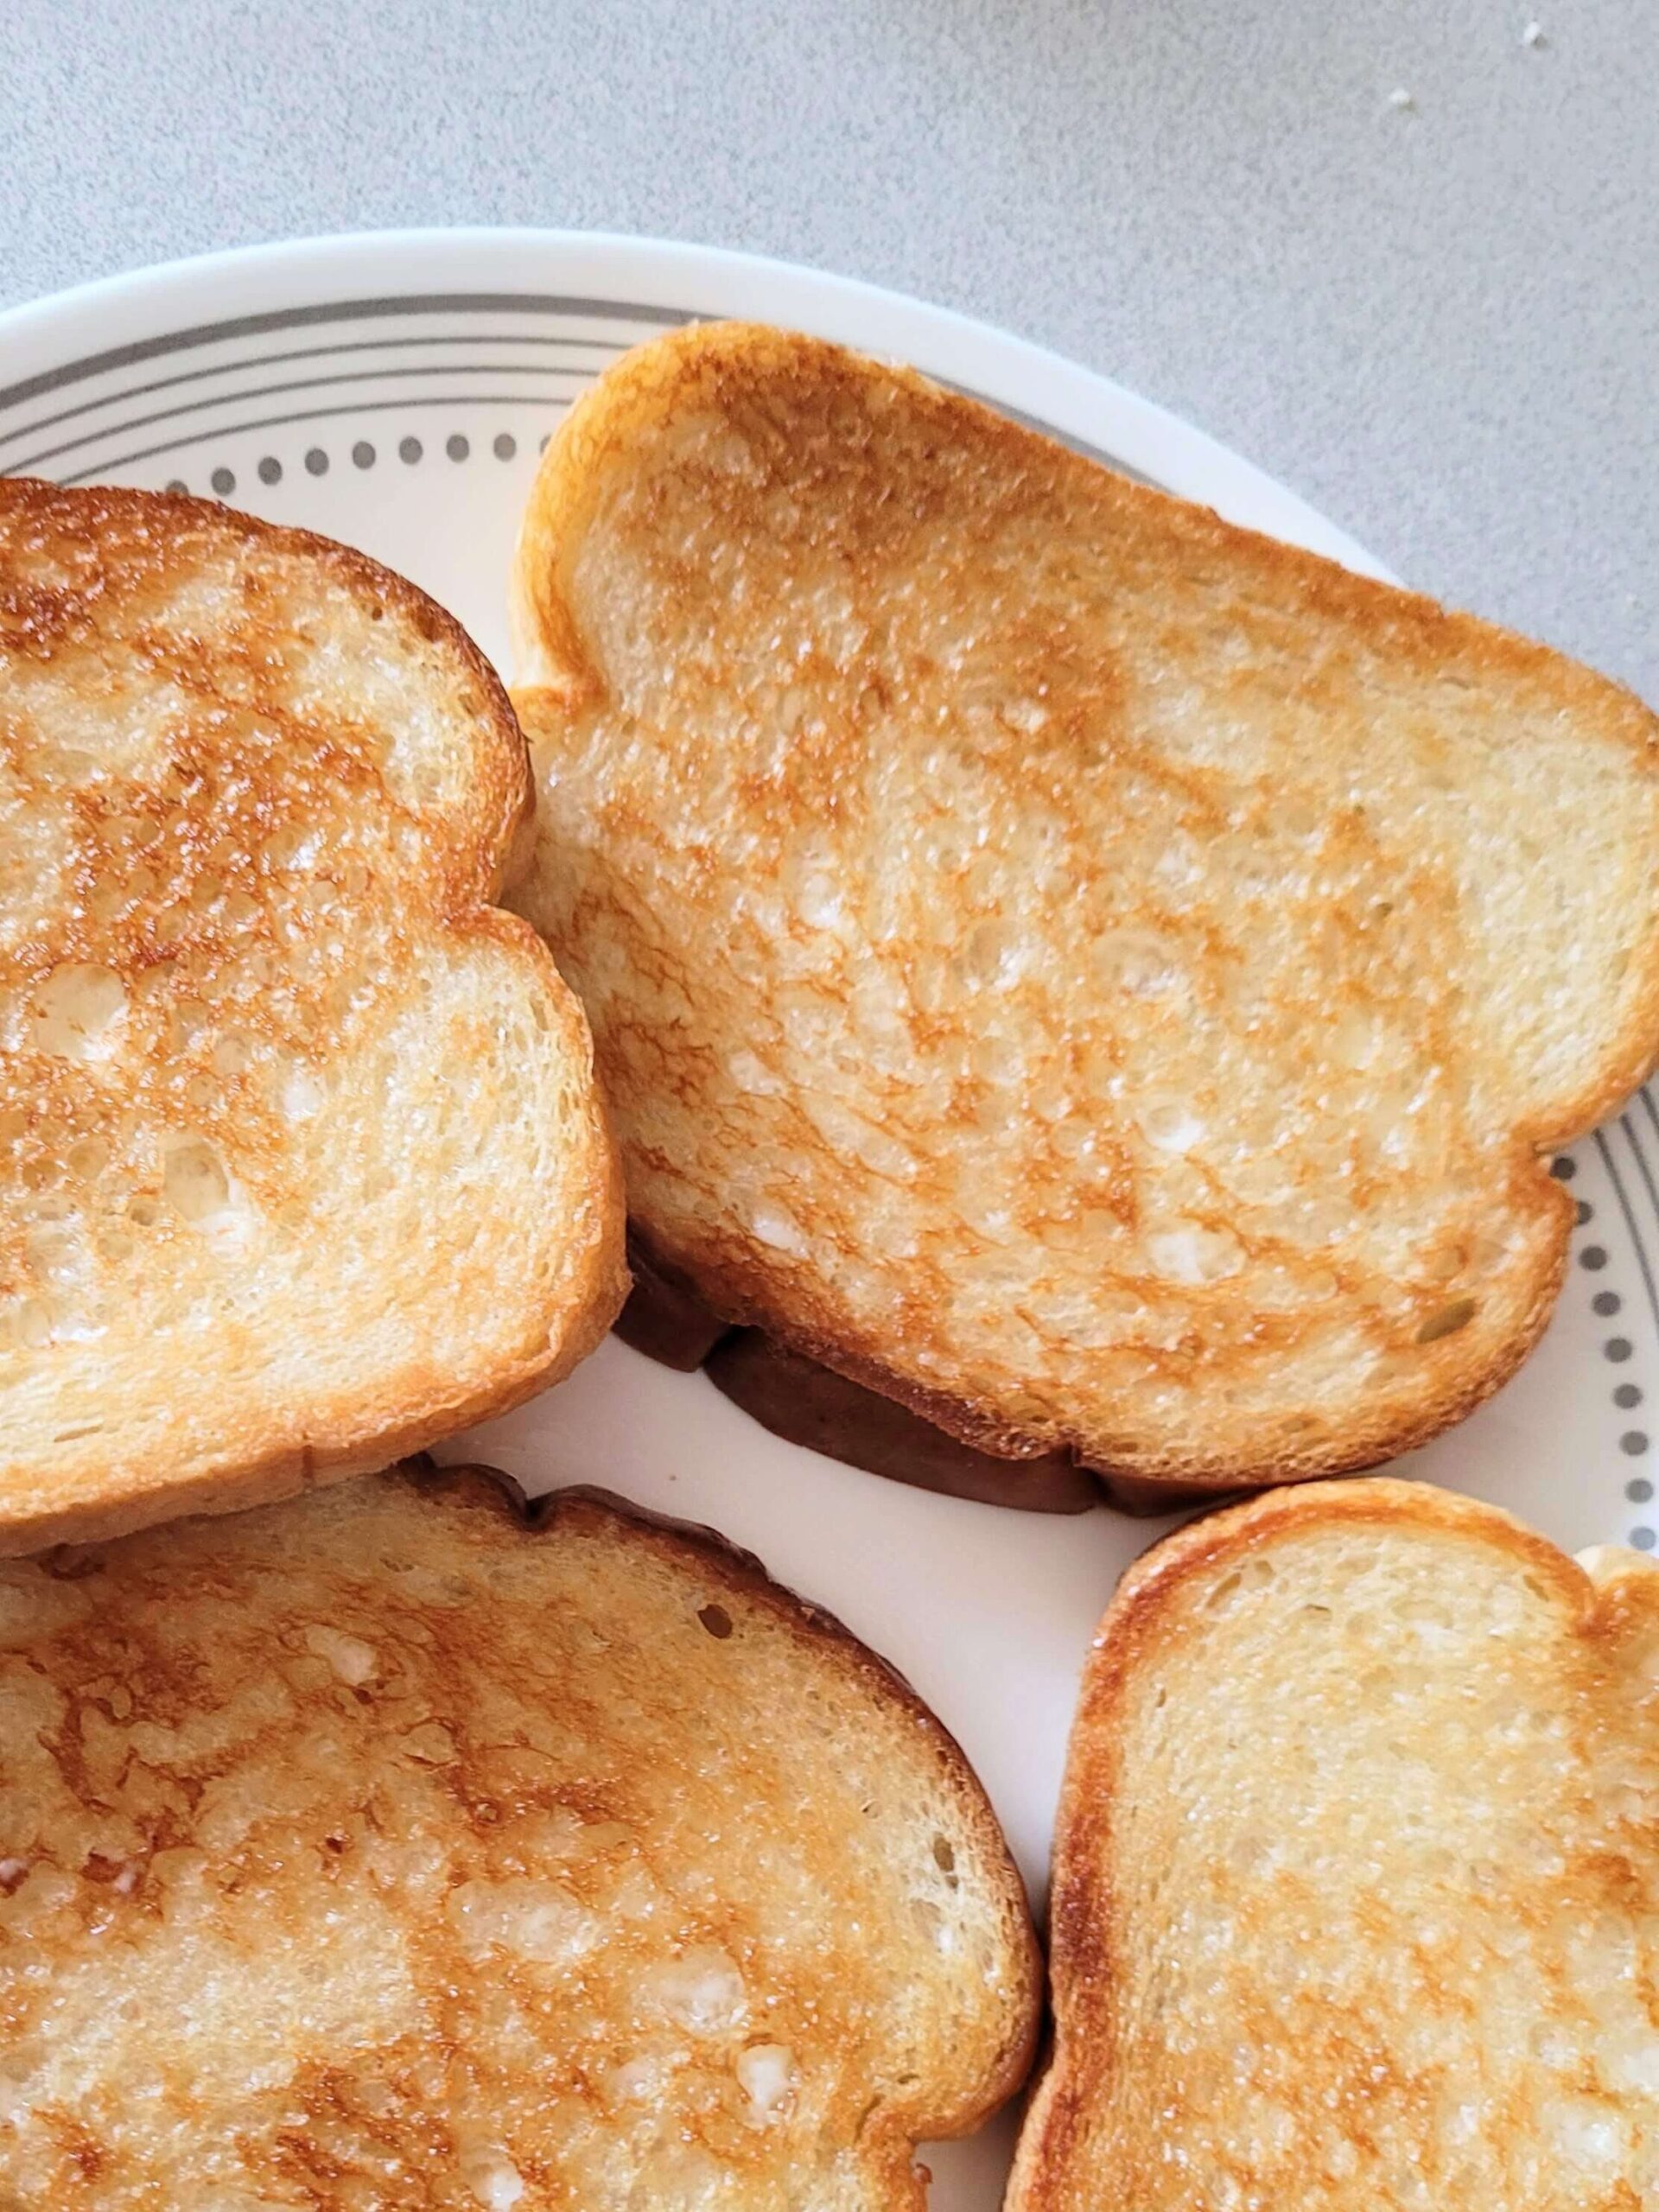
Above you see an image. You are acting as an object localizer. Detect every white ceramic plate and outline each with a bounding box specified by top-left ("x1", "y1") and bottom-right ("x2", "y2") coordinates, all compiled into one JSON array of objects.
[{"x1": 3, "y1": 229, "x2": 1654, "y2": 2207}]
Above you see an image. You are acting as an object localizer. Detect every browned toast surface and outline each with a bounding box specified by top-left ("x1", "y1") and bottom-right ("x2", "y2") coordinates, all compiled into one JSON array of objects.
[
  {"x1": 0, "y1": 1463, "x2": 1039, "y2": 2206},
  {"x1": 0, "y1": 480, "x2": 625, "y2": 1549},
  {"x1": 1010, "y1": 1478, "x2": 1659, "y2": 2208},
  {"x1": 509, "y1": 322, "x2": 1659, "y2": 1494}
]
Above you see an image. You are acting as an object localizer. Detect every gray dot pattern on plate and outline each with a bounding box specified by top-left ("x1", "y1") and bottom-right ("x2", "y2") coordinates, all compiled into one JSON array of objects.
[
  {"x1": 257, "y1": 456, "x2": 281, "y2": 486},
  {"x1": 446, "y1": 434, "x2": 469, "y2": 461},
  {"x1": 353, "y1": 441, "x2": 375, "y2": 468},
  {"x1": 494, "y1": 432, "x2": 517, "y2": 460},
  {"x1": 1632, "y1": 1528, "x2": 1656, "y2": 1552},
  {"x1": 399, "y1": 435, "x2": 422, "y2": 463},
  {"x1": 210, "y1": 467, "x2": 234, "y2": 496}
]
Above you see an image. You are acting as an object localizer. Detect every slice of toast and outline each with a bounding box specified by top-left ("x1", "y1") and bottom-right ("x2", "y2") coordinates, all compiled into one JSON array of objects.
[
  {"x1": 0, "y1": 1461, "x2": 1039, "y2": 2207},
  {"x1": 508, "y1": 322, "x2": 1659, "y2": 1503},
  {"x1": 0, "y1": 480, "x2": 625, "y2": 1552},
  {"x1": 1008, "y1": 1478, "x2": 1659, "y2": 2208}
]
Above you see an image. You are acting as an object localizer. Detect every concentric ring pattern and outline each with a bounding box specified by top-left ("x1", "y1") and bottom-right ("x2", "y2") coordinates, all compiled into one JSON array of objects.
[{"x1": 1, "y1": 284, "x2": 1652, "y2": 1543}]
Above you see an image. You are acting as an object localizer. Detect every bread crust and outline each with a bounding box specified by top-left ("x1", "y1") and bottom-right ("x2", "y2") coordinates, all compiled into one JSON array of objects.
[
  {"x1": 0, "y1": 1459, "x2": 1039, "y2": 2200},
  {"x1": 510, "y1": 322, "x2": 1659, "y2": 1500},
  {"x1": 1007, "y1": 1477, "x2": 1659, "y2": 2207},
  {"x1": 0, "y1": 480, "x2": 627, "y2": 1552},
  {"x1": 615, "y1": 1205, "x2": 1569, "y2": 1492},
  {"x1": 429, "y1": 1457, "x2": 1043, "y2": 2132}
]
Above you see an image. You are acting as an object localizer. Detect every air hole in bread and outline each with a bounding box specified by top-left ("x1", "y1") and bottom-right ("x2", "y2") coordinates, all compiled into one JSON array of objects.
[
  {"x1": 1205, "y1": 1572, "x2": 1244, "y2": 1610},
  {"x1": 932, "y1": 1834, "x2": 957, "y2": 1876},
  {"x1": 1417, "y1": 1297, "x2": 1477, "y2": 1344},
  {"x1": 13, "y1": 1298, "x2": 52, "y2": 1349},
  {"x1": 162, "y1": 1138, "x2": 232, "y2": 1225},
  {"x1": 29, "y1": 964, "x2": 128, "y2": 1061},
  {"x1": 66, "y1": 1137, "x2": 109, "y2": 1181},
  {"x1": 697, "y1": 1603, "x2": 734, "y2": 1640},
  {"x1": 168, "y1": 1000, "x2": 209, "y2": 1053},
  {"x1": 211, "y1": 1030, "x2": 254, "y2": 1077}
]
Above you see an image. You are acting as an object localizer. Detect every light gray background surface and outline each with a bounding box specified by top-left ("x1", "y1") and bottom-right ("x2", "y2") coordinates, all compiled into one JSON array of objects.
[{"x1": 1, "y1": 0, "x2": 1653, "y2": 698}]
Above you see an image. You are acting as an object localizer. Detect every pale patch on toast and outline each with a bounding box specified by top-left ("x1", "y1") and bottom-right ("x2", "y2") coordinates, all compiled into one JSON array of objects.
[
  {"x1": 1009, "y1": 1478, "x2": 1659, "y2": 2209},
  {"x1": 509, "y1": 323, "x2": 1659, "y2": 1493},
  {"x1": 0, "y1": 481, "x2": 626, "y2": 1550},
  {"x1": 0, "y1": 1465, "x2": 1039, "y2": 2207}
]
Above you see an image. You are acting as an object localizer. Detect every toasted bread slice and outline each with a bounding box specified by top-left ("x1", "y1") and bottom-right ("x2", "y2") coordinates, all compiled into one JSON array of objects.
[
  {"x1": 509, "y1": 322, "x2": 1659, "y2": 1502},
  {"x1": 0, "y1": 480, "x2": 625, "y2": 1551},
  {"x1": 1009, "y1": 1478, "x2": 1659, "y2": 2209},
  {"x1": 0, "y1": 1461, "x2": 1039, "y2": 2207}
]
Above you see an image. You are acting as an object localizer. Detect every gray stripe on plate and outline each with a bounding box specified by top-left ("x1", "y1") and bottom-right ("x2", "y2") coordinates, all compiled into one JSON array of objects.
[
  {"x1": 0, "y1": 332, "x2": 635, "y2": 455},
  {"x1": 0, "y1": 293, "x2": 690, "y2": 415},
  {"x1": 10, "y1": 361, "x2": 601, "y2": 474},
  {"x1": 1596, "y1": 1127, "x2": 1659, "y2": 1342},
  {"x1": 1622, "y1": 1109, "x2": 1659, "y2": 1267}
]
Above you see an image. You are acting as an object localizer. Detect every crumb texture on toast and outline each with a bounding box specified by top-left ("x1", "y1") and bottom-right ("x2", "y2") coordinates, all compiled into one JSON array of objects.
[
  {"x1": 1010, "y1": 1478, "x2": 1659, "y2": 2209},
  {"x1": 510, "y1": 323, "x2": 1659, "y2": 1487},
  {"x1": 0, "y1": 482, "x2": 625, "y2": 1548},
  {"x1": 0, "y1": 1465, "x2": 1038, "y2": 2207}
]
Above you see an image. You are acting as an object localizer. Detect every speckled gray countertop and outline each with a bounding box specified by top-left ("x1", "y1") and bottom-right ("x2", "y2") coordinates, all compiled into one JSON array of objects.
[{"x1": 1, "y1": 0, "x2": 1653, "y2": 699}]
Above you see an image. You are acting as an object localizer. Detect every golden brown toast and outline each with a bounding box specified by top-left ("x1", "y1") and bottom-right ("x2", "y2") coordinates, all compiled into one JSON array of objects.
[
  {"x1": 1009, "y1": 1478, "x2": 1659, "y2": 2209},
  {"x1": 0, "y1": 1461, "x2": 1039, "y2": 2207},
  {"x1": 0, "y1": 480, "x2": 625, "y2": 1552},
  {"x1": 509, "y1": 322, "x2": 1659, "y2": 1502}
]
